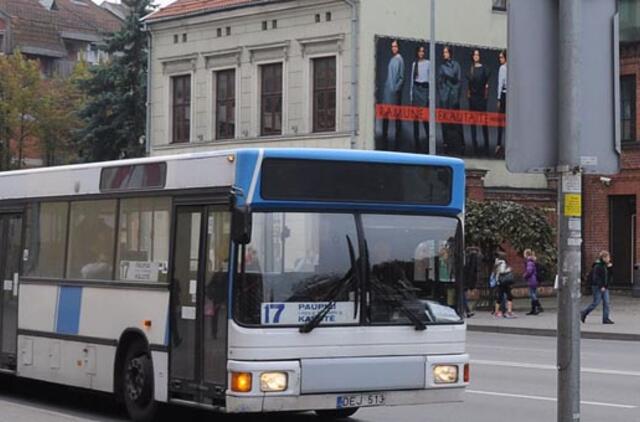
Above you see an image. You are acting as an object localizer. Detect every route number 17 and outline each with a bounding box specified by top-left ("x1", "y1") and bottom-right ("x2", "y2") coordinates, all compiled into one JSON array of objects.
[{"x1": 263, "y1": 303, "x2": 285, "y2": 324}]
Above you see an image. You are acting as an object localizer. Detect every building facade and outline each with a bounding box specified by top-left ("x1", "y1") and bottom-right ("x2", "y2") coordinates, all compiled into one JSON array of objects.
[
  {"x1": 0, "y1": 0, "x2": 123, "y2": 77},
  {"x1": 583, "y1": 1, "x2": 640, "y2": 289},
  {"x1": 144, "y1": 0, "x2": 552, "y2": 206},
  {"x1": 0, "y1": 0, "x2": 123, "y2": 167}
]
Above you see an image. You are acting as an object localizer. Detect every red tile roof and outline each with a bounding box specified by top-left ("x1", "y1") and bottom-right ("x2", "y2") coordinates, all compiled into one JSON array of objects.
[
  {"x1": 0, "y1": 0, "x2": 123, "y2": 57},
  {"x1": 145, "y1": 0, "x2": 263, "y2": 22}
]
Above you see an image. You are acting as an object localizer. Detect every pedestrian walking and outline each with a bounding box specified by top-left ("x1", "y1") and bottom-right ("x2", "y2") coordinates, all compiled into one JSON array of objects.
[
  {"x1": 523, "y1": 249, "x2": 543, "y2": 315},
  {"x1": 463, "y1": 246, "x2": 482, "y2": 318},
  {"x1": 493, "y1": 251, "x2": 515, "y2": 318},
  {"x1": 581, "y1": 250, "x2": 615, "y2": 324}
]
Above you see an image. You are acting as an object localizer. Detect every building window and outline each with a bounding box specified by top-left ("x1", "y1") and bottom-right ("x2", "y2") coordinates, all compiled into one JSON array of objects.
[
  {"x1": 261, "y1": 63, "x2": 283, "y2": 136},
  {"x1": 621, "y1": 75, "x2": 636, "y2": 142},
  {"x1": 313, "y1": 57, "x2": 337, "y2": 133},
  {"x1": 262, "y1": 21, "x2": 268, "y2": 30},
  {"x1": 492, "y1": 0, "x2": 507, "y2": 11},
  {"x1": 217, "y1": 28, "x2": 222, "y2": 37},
  {"x1": 174, "y1": 34, "x2": 179, "y2": 43},
  {"x1": 315, "y1": 14, "x2": 321, "y2": 23},
  {"x1": 326, "y1": 12, "x2": 332, "y2": 22},
  {"x1": 272, "y1": 20, "x2": 278, "y2": 29},
  {"x1": 215, "y1": 69, "x2": 236, "y2": 140},
  {"x1": 182, "y1": 33, "x2": 187, "y2": 42},
  {"x1": 172, "y1": 75, "x2": 191, "y2": 144},
  {"x1": 226, "y1": 26, "x2": 231, "y2": 36}
]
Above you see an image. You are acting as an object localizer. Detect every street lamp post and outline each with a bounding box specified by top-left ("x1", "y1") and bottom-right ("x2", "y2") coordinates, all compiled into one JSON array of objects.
[{"x1": 429, "y1": 0, "x2": 436, "y2": 155}]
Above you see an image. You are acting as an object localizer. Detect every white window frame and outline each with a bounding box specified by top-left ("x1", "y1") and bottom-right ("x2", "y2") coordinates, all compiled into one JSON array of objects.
[
  {"x1": 167, "y1": 71, "x2": 195, "y2": 145},
  {"x1": 253, "y1": 59, "x2": 288, "y2": 138},
  {"x1": 304, "y1": 53, "x2": 342, "y2": 134},
  {"x1": 210, "y1": 65, "x2": 240, "y2": 141}
]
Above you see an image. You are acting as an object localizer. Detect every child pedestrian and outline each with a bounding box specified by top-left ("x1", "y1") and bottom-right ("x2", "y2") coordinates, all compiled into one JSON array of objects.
[{"x1": 523, "y1": 249, "x2": 543, "y2": 315}]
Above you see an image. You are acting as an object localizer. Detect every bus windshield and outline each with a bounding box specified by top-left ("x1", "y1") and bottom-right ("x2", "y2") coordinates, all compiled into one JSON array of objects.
[{"x1": 233, "y1": 212, "x2": 462, "y2": 328}]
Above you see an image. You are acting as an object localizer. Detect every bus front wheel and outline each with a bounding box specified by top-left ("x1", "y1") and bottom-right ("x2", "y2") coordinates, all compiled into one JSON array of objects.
[
  {"x1": 315, "y1": 408, "x2": 359, "y2": 419},
  {"x1": 121, "y1": 340, "x2": 158, "y2": 422}
]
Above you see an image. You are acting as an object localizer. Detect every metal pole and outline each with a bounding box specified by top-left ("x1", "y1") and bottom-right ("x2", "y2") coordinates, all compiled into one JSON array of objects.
[
  {"x1": 557, "y1": 0, "x2": 582, "y2": 421},
  {"x1": 428, "y1": 0, "x2": 436, "y2": 155}
]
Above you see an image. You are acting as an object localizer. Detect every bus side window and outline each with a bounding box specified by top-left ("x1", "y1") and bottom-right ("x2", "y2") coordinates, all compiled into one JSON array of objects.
[
  {"x1": 66, "y1": 200, "x2": 117, "y2": 281},
  {"x1": 116, "y1": 197, "x2": 171, "y2": 283}
]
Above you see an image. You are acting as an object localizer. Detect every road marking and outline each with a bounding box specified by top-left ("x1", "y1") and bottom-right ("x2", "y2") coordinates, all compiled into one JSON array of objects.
[
  {"x1": 0, "y1": 398, "x2": 103, "y2": 422},
  {"x1": 467, "y1": 390, "x2": 637, "y2": 409},
  {"x1": 471, "y1": 359, "x2": 640, "y2": 377}
]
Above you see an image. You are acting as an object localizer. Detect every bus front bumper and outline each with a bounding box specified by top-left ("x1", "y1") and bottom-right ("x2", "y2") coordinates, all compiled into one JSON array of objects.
[
  {"x1": 226, "y1": 387, "x2": 466, "y2": 413},
  {"x1": 225, "y1": 354, "x2": 469, "y2": 413}
]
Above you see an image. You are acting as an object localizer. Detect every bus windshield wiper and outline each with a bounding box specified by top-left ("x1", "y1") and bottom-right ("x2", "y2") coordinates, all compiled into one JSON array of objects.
[
  {"x1": 368, "y1": 276, "x2": 427, "y2": 331},
  {"x1": 300, "y1": 235, "x2": 359, "y2": 334}
]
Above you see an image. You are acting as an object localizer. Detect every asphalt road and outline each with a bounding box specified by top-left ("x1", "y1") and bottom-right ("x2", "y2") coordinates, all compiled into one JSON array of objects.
[{"x1": 0, "y1": 332, "x2": 638, "y2": 422}]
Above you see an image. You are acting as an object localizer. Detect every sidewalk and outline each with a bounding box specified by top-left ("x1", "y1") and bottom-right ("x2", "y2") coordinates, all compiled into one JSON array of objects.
[{"x1": 467, "y1": 293, "x2": 640, "y2": 341}]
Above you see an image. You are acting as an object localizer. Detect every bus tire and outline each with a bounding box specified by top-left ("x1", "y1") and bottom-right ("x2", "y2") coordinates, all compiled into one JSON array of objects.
[
  {"x1": 121, "y1": 339, "x2": 157, "y2": 422},
  {"x1": 315, "y1": 408, "x2": 359, "y2": 419}
]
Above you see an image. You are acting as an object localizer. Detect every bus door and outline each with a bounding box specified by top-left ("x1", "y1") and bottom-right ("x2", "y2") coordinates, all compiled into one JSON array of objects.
[
  {"x1": 169, "y1": 205, "x2": 231, "y2": 403},
  {"x1": 0, "y1": 213, "x2": 22, "y2": 371}
]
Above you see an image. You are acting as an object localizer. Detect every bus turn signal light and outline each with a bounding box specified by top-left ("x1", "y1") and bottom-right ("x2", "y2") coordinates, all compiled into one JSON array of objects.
[
  {"x1": 464, "y1": 363, "x2": 470, "y2": 383},
  {"x1": 231, "y1": 372, "x2": 252, "y2": 393}
]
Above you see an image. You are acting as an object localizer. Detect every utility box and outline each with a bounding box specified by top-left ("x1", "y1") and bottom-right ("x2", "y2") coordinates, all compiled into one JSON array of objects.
[{"x1": 633, "y1": 264, "x2": 640, "y2": 298}]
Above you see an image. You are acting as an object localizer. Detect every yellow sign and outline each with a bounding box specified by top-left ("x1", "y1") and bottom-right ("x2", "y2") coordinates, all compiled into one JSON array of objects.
[{"x1": 564, "y1": 194, "x2": 582, "y2": 217}]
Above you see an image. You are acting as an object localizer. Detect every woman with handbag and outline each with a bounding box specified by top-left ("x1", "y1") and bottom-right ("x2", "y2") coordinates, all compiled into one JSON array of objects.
[{"x1": 494, "y1": 251, "x2": 516, "y2": 318}]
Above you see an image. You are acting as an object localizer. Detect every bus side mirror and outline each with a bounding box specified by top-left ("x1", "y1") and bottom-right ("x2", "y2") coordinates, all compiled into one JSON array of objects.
[
  {"x1": 230, "y1": 187, "x2": 252, "y2": 244},
  {"x1": 232, "y1": 206, "x2": 252, "y2": 245}
]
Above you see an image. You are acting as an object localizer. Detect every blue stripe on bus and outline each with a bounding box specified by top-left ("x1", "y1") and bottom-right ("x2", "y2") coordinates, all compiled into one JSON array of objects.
[
  {"x1": 234, "y1": 150, "x2": 261, "y2": 208},
  {"x1": 56, "y1": 287, "x2": 83, "y2": 335}
]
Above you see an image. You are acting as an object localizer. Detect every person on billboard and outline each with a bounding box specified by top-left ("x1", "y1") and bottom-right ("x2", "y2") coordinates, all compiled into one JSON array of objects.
[
  {"x1": 382, "y1": 39, "x2": 405, "y2": 151},
  {"x1": 496, "y1": 50, "x2": 508, "y2": 157},
  {"x1": 438, "y1": 45, "x2": 464, "y2": 155},
  {"x1": 466, "y1": 49, "x2": 491, "y2": 156},
  {"x1": 410, "y1": 45, "x2": 431, "y2": 154}
]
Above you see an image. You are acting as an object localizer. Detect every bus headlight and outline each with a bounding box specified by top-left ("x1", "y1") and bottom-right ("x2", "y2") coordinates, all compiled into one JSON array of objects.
[
  {"x1": 433, "y1": 365, "x2": 459, "y2": 384},
  {"x1": 260, "y1": 372, "x2": 288, "y2": 392}
]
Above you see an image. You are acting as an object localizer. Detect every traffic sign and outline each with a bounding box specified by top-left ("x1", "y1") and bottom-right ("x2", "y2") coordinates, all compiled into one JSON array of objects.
[{"x1": 506, "y1": 0, "x2": 620, "y2": 175}]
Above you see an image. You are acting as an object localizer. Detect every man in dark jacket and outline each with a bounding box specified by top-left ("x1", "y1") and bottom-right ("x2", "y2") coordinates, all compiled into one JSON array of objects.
[
  {"x1": 581, "y1": 250, "x2": 614, "y2": 324},
  {"x1": 462, "y1": 246, "x2": 481, "y2": 317}
]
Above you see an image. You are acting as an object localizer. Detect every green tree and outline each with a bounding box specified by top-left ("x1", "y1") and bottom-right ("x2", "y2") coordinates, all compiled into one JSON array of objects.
[
  {"x1": 466, "y1": 200, "x2": 557, "y2": 279},
  {"x1": 76, "y1": 0, "x2": 154, "y2": 161},
  {"x1": 37, "y1": 63, "x2": 90, "y2": 165},
  {"x1": 0, "y1": 52, "x2": 43, "y2": 169}
]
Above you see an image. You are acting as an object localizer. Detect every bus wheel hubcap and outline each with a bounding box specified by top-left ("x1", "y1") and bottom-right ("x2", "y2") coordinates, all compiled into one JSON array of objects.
[{"x1": 126, "y1": 357, "x2": 145, "y2": 402}]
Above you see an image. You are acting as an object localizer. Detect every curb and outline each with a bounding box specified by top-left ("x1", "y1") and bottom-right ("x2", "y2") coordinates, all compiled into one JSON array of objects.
[{"x1": 467, "y1": 324, "x2": 640, "y2": 342}]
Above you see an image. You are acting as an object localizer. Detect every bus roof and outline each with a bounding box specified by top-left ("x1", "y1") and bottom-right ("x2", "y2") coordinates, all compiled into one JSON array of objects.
[{"x1": 0, "y1": 149, "x2": 464, "y2": 214}]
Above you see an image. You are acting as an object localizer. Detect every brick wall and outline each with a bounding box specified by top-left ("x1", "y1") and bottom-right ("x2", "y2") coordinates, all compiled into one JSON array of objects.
[
  {"x1": 621, "y1": 43, "x2": 640, "y2": 140},
  {"x1": 582, "y1": 41, "x2": 640, "y2": 283}
]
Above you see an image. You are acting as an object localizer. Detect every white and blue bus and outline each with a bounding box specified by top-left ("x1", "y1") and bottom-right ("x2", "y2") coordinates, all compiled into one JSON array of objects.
[{"x1": 0, "y1": 148, "x2": 468, "y2": 421}]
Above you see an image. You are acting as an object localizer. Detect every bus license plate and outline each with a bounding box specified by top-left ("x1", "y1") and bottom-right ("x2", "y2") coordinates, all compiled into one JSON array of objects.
[{"x1": 336, "y1": 393, "x2": 386, "y2": 409}]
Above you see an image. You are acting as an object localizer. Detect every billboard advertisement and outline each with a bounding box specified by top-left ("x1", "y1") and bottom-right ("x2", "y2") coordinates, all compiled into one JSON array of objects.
[{"x1": 375, "y1": 36, "x2": 507, "y2": 158}]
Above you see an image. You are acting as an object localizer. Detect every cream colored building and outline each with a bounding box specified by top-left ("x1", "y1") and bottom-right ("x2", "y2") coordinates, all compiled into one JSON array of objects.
[{"x1": 144, "y1": 0, "x2": 547, "y2": 190}]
